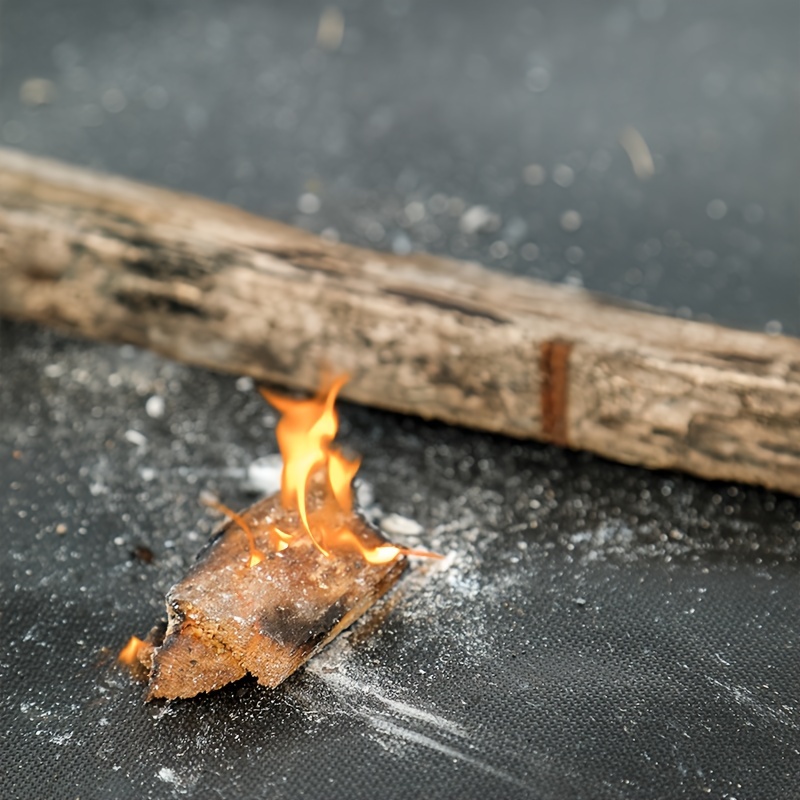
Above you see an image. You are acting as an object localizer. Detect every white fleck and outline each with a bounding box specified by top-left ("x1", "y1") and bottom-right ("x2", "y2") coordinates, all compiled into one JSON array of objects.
[
  {"x1": 526, "y1": 66, "x2": 551, "y2": 93},
  {"x1": 355, "y1": 481, "x2": 375, "y2": 511},
  {"x1": 523, "y1": 164, "x2": 546, "y2": 185},
  {"x1": 552, "y1": 164, "x2": 575, "y2": 188},
  {"x1": 20, "y1": 77, "x2": 56, "y2": 106},
  {"x1": 619, "y1": 126, "x2": 655, "y2": 179},
  {"x1": 298, "y1": 193, "x2": 321, "y2": 214},
  {"x1": 44, "y1": 363, "x2": 65, "y2": 378},
  {"x1": 245, "y1": 454, "x2": 283, "y2": 495},
  {"x1": 706, "y1": 199, "x2": 727, "y2": 220},
  {"x1": 765, "y1": 320, "x2": 782, "y2": 335},
  {"x1": 316, "y1": 6, "x2": 345, "y2": 51},
  {"x1": 381, "y1": 513, "x2": 423, "y2": 537},
  {"x1": 565, "y1": 245, "x2": 584, "y2": 264},
  {"x1": 489, "y1": 240, "x2": 509, "y2": 259},
  {"x1": 405, "y1": 201, "x2": 426, "y2": 224},
  {"x1": 236, "y1": 376, "x2": 254, "y2": 392},
  {"x1": 392, "y1": 232, "x2": 412, "y2": 255},
  {"x1": 459, "y1": 205, "x2": 499, "y2": 234},
  {"x1": 101, "y1": 87, "x2": 127, "y2": 114},
  {"x1": 157, "y1": 767, "x2": 181, "y2": 785},
  {"x1": 140, "y1": 467, "x2": 156, "y2": 482},
  {"x1": 560, "y1": 210, "x2": 582, "y2": 232},
  {"x1": 50, "y1": 731, "x2": 73, "y2": 745},
  {"x1": 124, "y1": 429, "x2": 147, "y2": 447},
  {"x1": 145, "y1": 395, "x2": 165, "y2": 419},
  {"x1": 321, "y1": 227, "x2": 340, "y2": 241}
]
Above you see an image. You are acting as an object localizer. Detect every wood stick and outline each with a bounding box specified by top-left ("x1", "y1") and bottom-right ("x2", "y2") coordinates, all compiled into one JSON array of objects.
[{"x1": 1, "y1": 147, "x2": 799, "y2": 494}]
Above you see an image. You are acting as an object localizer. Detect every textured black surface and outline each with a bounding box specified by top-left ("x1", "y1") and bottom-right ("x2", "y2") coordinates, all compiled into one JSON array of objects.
[
  {"x1": 2, "y1": 322, "x2": 800, "y2": 800},
  {"x1": 1, "y1": 1, "x2": 799, "y2": 799}
]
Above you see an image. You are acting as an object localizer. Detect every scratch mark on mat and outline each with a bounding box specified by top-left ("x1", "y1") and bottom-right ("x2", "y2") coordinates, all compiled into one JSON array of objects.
[
  {"x1": 365, "y1": 716, "x2": 527, "y2": 789},
  {"x1": 310, "y1": 668, "x2": 467, "y2": 738}
]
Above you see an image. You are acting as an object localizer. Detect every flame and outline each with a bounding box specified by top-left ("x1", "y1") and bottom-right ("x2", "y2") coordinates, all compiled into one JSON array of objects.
[
  {"x1": 118, "y1": 635, "x2": 146, "y2": 666},
  {"x1": 202, "y1": 496, "x2": 265, "y2": 567},
  {"x1": 260, "y1": 377, "x2": 442, "y2": 565}
]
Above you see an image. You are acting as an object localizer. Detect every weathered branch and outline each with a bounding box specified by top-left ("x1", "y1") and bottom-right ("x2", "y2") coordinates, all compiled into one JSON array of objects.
[{"x1": 1, "y1": 147, "x2": 798, "y2": 494}]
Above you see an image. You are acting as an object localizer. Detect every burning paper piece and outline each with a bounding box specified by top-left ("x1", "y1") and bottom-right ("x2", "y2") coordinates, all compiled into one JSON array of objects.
[{"x1": 121, "y1": 378, "x2": 439, "y2": 700}]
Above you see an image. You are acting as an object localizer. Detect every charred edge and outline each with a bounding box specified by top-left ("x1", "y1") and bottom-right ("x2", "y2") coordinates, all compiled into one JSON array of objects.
[
  {"x1": 540, "y1": 340, "x2": 572, "y2": 447},
  {"x1": 757, "y1": 441, "x2": 800, "y2": 459},
  {"x1": 112, "y1": 289, "x2": 209, "y2": 319},
  {"x1": 22, "y1": 263, "x2": 61, "y2": 282},
  {"x1": 259, "y1": 597, "x2": 348, "y2": 651},
  {"x1": 193, "y1": 526, "x2": 229, "y2": 563},
  {"x1": 121, "y1": 251, "x2": 221, "y2": 283},
  {"x1": 384, "y1": 287, "x2": 510, "y2": 324},
  {"x1": 708, "y1": 351, "x2": 773, "y2": 367},
  {"x1": 254, "y1": 244, "x2": 332, "y2": 264},
  {"x1": 586, "y1": 290, "x2": 667, "y2": 316}
]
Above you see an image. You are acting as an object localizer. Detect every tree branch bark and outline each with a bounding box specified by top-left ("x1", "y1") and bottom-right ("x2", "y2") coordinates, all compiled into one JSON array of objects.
[{"x1": 1, "y1": 147, "x2": 799, "y2": 494}]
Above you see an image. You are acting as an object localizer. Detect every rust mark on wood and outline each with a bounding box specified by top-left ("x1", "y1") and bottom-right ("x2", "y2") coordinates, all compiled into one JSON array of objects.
[{"x1": 540, "y1": 339, "x2": 572, "y2": 446}]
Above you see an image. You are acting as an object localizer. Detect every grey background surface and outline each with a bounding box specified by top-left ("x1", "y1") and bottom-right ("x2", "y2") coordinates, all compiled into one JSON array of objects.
[
  {"x1": 1, "y1": 1, "x2": 798, "y2": 799},
  {"x1": 1, "y1": 0, "x2": 797, "y2": 332}
]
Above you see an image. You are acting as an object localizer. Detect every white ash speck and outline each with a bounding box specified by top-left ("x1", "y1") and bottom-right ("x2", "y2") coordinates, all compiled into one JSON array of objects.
[
  {"x1": 157, "y1": 767, "x2": 181, "y2": 786},
  {"x1": 552, "y1": 164, "x2": 575, "y2": 188},
  {"x1": 380, "y1": 513, "x2": 424, "y2": 538},
  {"x1": 298, "y1": 193, "x2": 321, "y2": 214},
  {"x1": 404, "y1": 200, "x2": 426, "y2": 224},
  {"x1": 235, "y1": 376, "x2": 254, "y2": 392},
  {"x1": 523, "y1": 164, "x2": 546, "y2": 185},
  {"x1": 392, "y1": 232, "x2": 412, "y2": 255},
  {"x1": 44, "y1": 363, "x2": 66, "y2": 378},
  {"x1": 560, "y1": 210, "x2": 582, "y2": 232},
  {"x1": 124, "y1": 429, "x2": 147, "y2": 447},
  {"x1": 145, "y1": 395, "x2": 165, "y2": 419},
  {"x1": 245, "y1": 455, "x2": 283, "y2": 495},
  {"x1": 459, "y1": 205, "x2": 499, "y2": 234},
  {"x1": 526, "y1": 66, "x2": 551, "y2": 93}
]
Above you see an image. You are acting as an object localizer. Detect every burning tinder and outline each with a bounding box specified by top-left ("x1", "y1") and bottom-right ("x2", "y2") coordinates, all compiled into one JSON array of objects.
[{"x1": 120, "y1": 378, "x2": 439, "y2": 700}]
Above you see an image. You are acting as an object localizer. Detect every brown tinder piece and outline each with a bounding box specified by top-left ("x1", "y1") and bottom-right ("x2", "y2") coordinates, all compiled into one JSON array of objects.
[{"x1": 138, "y1": 488, "x2": 406, "y2": 701}]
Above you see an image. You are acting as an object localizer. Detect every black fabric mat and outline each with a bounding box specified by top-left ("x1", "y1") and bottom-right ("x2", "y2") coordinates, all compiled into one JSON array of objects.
[
  {"x1": 2, "y1": 321, "x2": 799, "y2": 800},
  {"x1": 1, "y1": 1, "x2": 799, "y2": 798}
]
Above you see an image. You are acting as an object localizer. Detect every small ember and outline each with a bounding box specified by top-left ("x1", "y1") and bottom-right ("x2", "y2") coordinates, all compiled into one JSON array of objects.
[{"x1": 118, "y1": 635, "x2": 146, "y2": 666}]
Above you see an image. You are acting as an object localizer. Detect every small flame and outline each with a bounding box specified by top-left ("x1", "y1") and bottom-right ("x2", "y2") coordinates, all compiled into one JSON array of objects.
[
  {"x1": 118, "y1": 635, "x2": 146, "y2": 666},
  {"x1": 261, "y1": 377, "x2": 442, "y2": 565},
  {"x1": 201, "y1": 495, "x2": 265, "y2": 566}
]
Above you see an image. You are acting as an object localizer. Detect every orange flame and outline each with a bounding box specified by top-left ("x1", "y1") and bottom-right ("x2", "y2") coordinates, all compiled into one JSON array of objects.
[
  {"x1": 201, "y1": 496, "x2": 265, "y2": 567},
  {"x1": 118, "y1": 635, "x2": 146, "y2": 666},
  {"x1": 260, "y1": 377, "x2": 442, "y2": 565}
]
